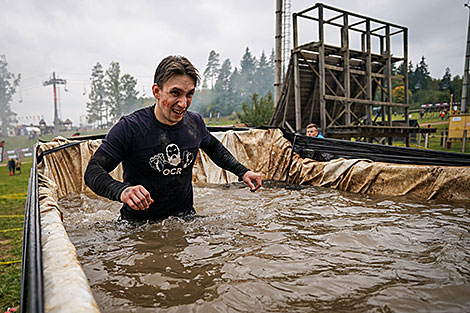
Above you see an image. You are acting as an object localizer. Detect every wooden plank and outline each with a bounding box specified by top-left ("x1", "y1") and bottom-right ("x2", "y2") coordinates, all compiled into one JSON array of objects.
[
  {"x1": 319, "y1": 6, "x2": 327, "y2": 133},
  {"x1": 404, "y1": 28, "x2": 410, "y2": 147},
  {"x1": 324, "y1": 95, "x2": 409, "y2": 107},
  {"x1": 343, "y1": 13, "x2": 351, "y2": 125}
]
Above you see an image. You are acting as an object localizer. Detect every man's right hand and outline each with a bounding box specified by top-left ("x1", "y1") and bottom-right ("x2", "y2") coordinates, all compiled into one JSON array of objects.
[{"x1": 120, "y1": 185, "x2": 154, "y2": 210}]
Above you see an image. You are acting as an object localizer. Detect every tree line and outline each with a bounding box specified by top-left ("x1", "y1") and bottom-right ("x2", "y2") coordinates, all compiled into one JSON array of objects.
[
  {"x1": 393, "y1": 56, "x2": 462, "y2": 109},
  {"x1": 192, "y1": 47, "x2": 275, "y2": 118},
  {"x1": 0, "y1": 55, "x2": 21, "y2": 136},
  {"x1": 85, "y1": 47, "x2": 276, "y2": 127},
  {"x1": 86, "y1": 61, "x2": 140, "y2": 128}
]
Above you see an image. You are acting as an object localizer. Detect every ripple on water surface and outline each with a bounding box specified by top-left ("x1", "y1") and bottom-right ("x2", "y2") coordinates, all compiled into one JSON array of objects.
[{"x1": 59, "y1": 183, "x2": 470, "y2": 313}]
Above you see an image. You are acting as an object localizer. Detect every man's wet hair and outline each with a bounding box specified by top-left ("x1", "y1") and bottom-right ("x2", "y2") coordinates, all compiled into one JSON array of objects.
[
  {"x1": 306, "y1": 123, "x2": 319, "y2": 130},
  {"x1": 154, "y1": 55, "x2": 200, "y2": 88}
]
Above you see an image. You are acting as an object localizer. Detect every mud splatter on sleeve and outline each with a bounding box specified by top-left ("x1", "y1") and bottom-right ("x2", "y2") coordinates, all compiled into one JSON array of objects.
[
  {"x1": 201, "y1": 134, "x2": 249, "y2": 178},
  {"x1": 84, "y1": 148, "x2": 130, "y2": 202}
]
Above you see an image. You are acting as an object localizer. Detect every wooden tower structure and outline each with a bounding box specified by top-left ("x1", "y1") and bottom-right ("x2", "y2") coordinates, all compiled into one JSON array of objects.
[{"x1": 271, "y1": 3, "x2": 415, "y2": 145}]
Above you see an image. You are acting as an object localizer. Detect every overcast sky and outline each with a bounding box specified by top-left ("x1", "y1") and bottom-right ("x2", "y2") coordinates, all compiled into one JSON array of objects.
[{"x1": 1, "y1": 0, "x2": 468, "y2": 126}]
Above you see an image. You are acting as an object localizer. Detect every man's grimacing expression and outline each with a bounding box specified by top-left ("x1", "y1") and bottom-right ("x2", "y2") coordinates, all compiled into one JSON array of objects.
[{"x1": 152, "y1": 74, "x2": 196, "y2": 126}]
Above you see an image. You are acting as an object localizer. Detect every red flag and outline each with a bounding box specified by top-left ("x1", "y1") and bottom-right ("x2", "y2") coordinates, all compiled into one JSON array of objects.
[{"x1": 0, "y1": 140, "x2": 4, "y2": 163}]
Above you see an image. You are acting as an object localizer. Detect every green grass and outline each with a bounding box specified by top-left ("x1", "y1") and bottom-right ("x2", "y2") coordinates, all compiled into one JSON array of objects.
[
  {"x1": 0, "y1": 162, "x2": 31, "y2": 311},
  {"x1": 203, "y1": 113, "x2": 241, "y2": 126}
]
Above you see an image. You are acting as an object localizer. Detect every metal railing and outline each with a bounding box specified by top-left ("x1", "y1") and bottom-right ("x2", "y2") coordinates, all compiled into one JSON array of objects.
[{"x1": 20, "y1": 143, "x2": 44, "y2": 313}]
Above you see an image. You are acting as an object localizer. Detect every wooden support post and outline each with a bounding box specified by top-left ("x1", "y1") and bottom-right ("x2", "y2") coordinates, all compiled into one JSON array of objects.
[
  {"x1": 418, "y1": 132, "x2": 422, "y2": 146},
  {"x1": 444, "y1": 128, "x2": 448, "y2": 149},
  {"x1": 404, "y1": 28, "x2": 410, "y2": 147},
  {"x1": 366, "y1": 20, "x2": 373, "y2": 125},
  {"x1": 463, "y1": 130, "x2": 467, "y2": 153},
  {"x1": 318, "y1": 5, "x2": 327, "y2": 133},
  {"x1": 386, "y1": 25, "x2": 393, "y2": 146},
  {"x1": 282, "y1": 72, "x2": 292, "y2": 126},
  {"x1": 342, "y1": 13, "x2": 351, "y2": 125},
  {"x1": 424, "y1": 133, "x2": 429, "y2": 149},
  {"x1": 442, "y1": 128, "x2": 447, "y2": 148}
]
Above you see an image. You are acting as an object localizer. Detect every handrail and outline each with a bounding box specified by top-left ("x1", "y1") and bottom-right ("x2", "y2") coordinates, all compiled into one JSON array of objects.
[{"x1": 20, "y1": 143, "x2": 44, "y2": 313}]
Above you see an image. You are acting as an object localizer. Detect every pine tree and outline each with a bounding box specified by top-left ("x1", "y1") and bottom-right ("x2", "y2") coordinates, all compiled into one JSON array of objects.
[
  {"x1": 215, "y1": 59, "x2": 232, "y2": 92},
  {"x1": 254, "y1": 51, "x2": 273, "y2": 96},
  {"x1": 0, "y1": 55, "x2": 21, "y2": 137},
  {"x1": 439, "y1": 67, "x2": 452, "y2": 91},
  {"x1": 240, "y1": 47, "x2": 257, "y2": 95},
  {"x1": 414, "y1": 56, "x2": 431, "y2": 90},
  {"x1": 121, "y1": 74, "x2": 139, "y2": 114},
  {"x1": 237, "y1": 91, "x2": 274, "y2": 126},
  {"x1": 213, "y1": 59, "x2": 234, "y2": 115},
  {"x1": 105, "y1": 61, "x2": 124, "y2": 123},
  {"x1": 203, "y1": 50, "x2": 221, "y2": 89},
  {"x1": 450, "y1": 75, "x2": 462, "y2": 101},
  {"x1": 86, "y1": 62, "x2": 106, "y2": 128},
  {"x1": 229, "y1": 67, "x2": 243, "y2": 111}
]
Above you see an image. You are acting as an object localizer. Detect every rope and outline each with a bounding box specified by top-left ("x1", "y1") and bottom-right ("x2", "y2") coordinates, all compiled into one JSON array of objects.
[
  {"x1": 0, "y1": 259, "x2": 21, "y2": 265},
  {"x1": 0, "y1": 227, "x2": 23, "y2": 233}
]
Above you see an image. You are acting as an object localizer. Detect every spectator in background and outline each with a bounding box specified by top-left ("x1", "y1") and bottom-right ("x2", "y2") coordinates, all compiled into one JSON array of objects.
[
  {"x1": 15, "y1": 158, "x2": 21, "y2": 175},
  {"x1": 440, "y1": 111, "x2": 445, "y2": 120},
  {"x1": 7, "y1": 158, "x2": 15, "y2": 176},
  {"x1": 306, "y1": 123, "x2": 325, "y2": 138}
]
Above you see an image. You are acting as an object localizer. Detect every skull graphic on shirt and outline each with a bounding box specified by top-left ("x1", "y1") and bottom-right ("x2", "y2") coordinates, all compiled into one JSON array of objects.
[{"x1": 149, "y1": 143, "x2": 193, "y2": 174}]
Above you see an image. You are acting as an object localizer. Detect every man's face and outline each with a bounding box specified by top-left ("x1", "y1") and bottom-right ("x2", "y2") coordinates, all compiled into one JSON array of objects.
[
  {"x1": 306, "y1": 127, "x2": 319, "y2": 137},
  {"x1": 152, "y1": 74, "x2": 195, "y2": 125}
]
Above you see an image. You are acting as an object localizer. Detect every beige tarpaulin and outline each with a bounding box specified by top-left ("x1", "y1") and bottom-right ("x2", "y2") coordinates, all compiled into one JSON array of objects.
[{"x1": 36, "y1": 128, "x2": 470, "y2": 312}]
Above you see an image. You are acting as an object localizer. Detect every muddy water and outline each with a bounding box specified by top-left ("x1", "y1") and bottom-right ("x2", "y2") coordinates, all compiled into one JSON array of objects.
[{"x1": 60, "y1": 183, "x2": 470, "y2": 313}]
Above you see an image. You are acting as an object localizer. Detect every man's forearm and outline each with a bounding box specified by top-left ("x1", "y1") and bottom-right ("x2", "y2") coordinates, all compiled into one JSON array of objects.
[
  {"x1": 202, "y1": 135, "x2": 249, "y2": 178},
  {"x1": 84, "y1": 149, "x2": 129, "y2": 201}
]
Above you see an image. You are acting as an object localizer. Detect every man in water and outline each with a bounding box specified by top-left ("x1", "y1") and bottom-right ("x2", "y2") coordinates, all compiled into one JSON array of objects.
[
  {"x1": 85, "y1": 55, "x2": 262, "y2": 222},
  {"x1": 306, "y1": 123, "x2": 325, "y2": 138}
]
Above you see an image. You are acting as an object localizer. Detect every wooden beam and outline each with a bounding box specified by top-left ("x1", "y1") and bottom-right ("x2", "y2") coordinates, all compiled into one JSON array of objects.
[
  {"x1": 293, "y1": 13, "x2": 299, "y2": 48},
  {"x1": 342, "y1": 13, "x2": 351, "y2": 125},
  {"x1": 324, "y1": 64, "x2": 397, "y2": 80},
  {"x1": 386, "y1": 25, "x2": 393, "y2": 134},
  {"x1": 404, "y1": 28, "x2": 410, "y2": 147},
  {"x1": 324, "y1": 95, "x2": 409, "y2": 107},
  {"x1": 319, "y1": 6, "x2": 327, "y2": 133},
  {"x1": 325, "y1": 13, "x2": 344, "y2": 24},
  {"x1": 282, "y1": 70, "x2": 293, "y2": 126},
  {"x1": 308, "y1": 81, "x2": 318, "y2": 124},
  {"x1": 371, "y1": 25, "x2": 386, "y2": 34},
  {"x1": 351, "y1": 73, "x2": 367, "y2": 97},
  {"x1": 390, "y1": 29, "x2": 404, "y2": 36},
  {"x1": 350, "y1": 19, "x2": 366, "y2": 28},
  {"x1": 327, "y1": 108, "x2": 346, "y2": 127},
  {"x1": 326, "y1": 68, "x2": 345, "y2": 94}
]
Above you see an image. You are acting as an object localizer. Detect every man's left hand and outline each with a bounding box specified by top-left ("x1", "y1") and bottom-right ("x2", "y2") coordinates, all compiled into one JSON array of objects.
[{"x1": 242, "y1": 171, "x2": 262, "y2": 192}]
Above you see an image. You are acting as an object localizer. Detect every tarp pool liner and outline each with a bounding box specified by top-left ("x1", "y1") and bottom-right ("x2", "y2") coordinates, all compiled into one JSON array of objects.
[{"x1": 22, "y1": 128, "x2": 470, "y2": 312}]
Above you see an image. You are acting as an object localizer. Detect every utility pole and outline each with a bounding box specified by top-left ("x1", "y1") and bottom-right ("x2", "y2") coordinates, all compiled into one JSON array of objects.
[
  {"x1": 43, "y1": 72, "x2": 66, "y2": 135},
  {"x1": 461, "y1": 2, "x2": 470, "y2": 113}
]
